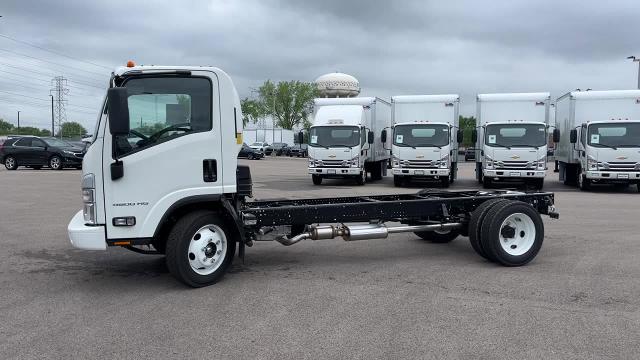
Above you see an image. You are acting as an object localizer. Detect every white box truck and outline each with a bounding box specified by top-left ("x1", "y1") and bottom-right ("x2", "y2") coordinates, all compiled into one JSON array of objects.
[
  {"x1": 474, "y1": 92, "x2": 550, "y2": 189},
  {"x1": 390, "y1": 95, "x2": 462, "y2": 187},
  {"x1": 307, "y1": 97, "x2": 391, "y2": 185},
  {"x1": 553, "y1": 90, "x2": 640, "y2": 191}
]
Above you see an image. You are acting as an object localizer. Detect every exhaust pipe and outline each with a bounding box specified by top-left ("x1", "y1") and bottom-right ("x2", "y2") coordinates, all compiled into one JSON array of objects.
[{"x1": 275, "y1": 222, "x2": 462, "y2": 246}]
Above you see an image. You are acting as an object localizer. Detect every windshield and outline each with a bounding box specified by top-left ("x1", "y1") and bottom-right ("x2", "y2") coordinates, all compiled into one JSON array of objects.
[
  {"x1": 587, "y1": 123, "x2": 640, "y2": 148},
  {"x1": 485, "y1": 123, "x2": 546, "y2": 148},
  {"x1": 393, "y1": 124, "x2": 449, "y2": 147},
  {"x1": 309, "y1": 126, "x2": 360, "y2": 148},
  {"x1": 43, "y1": 138, "x2": 72, "y2": 147}
]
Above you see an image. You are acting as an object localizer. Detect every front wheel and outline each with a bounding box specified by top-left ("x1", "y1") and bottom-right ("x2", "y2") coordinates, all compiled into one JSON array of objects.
[
  {"x1": 355, "y1": 170, "x2": 366, "y2": 185},
  {"x1": 482, "y1": 176, "x2": 492, "y2": 188},
  {"x1": 247, "y1": 153, "x2": 255, "y2": 160},
  {"x1": 166, "y1": 210, "x2": 236, "y2": 287},
  {"x1": 4, "y1": 156, "x2": 18, "y2": 170},
  {"x1": 49, "y1": 155, "x2": 63, "y2": 170},
  {"x1": 393, "y1": 175, "x2": 404, "y2": 187},
  {"x1": 578, "y1": 170, "x2": 591, "y2": 191},
  {"x1": 312, "y1": 175, "x2": 322, "y2": 185},
  {"x1": 440, "y1": 176, "x2": 450, "y2": 188}
]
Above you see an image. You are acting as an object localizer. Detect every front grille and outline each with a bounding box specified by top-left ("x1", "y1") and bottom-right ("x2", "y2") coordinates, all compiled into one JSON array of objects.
[
  {"x1": 602, "y1": 162, "x2": 638, "y2": 171},
  {"x1": 404, "y1": 160, "x2": 437, "y2": 168},
  {"x1": 495, "y1": 160, "x2": 533, "y2": 170},
  {"x1": 319, "y1": 159, "x2": 347, "y2": 167}
]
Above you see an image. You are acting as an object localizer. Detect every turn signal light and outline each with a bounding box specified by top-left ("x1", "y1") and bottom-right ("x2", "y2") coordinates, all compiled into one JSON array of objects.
[{"x1": 126, "y1": 60, "x2": 135, "y2": 67}]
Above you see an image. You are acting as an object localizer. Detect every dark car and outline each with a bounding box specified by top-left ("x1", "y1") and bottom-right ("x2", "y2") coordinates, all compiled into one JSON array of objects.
[
  {"x1": 464, "y1": 148, "x2": 476, "y2": 161},
  {"x1": 0, "y1": 136, "x2": 85, "y2": 170},
  {"x1": 288, "y1": 144, "x2": 308, "y2": 157},
  {"x1": 238, "y1": 143, "x2": 264, "y2": 160},
  {"x1": 270, "y1": 142, "x2": 290, "y2": 156}
]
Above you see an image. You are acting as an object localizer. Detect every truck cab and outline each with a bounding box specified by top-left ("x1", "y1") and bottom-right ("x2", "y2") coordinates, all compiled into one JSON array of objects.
[
  {"x1": 475, "y1": 93, "x2": 550, "y2": 189},
  {"x1": 307, "y1": 97, "x2": 391, "y2": 185},
  {"x1": 390, "y1": 95, "x2": 461, "y2": 187}
]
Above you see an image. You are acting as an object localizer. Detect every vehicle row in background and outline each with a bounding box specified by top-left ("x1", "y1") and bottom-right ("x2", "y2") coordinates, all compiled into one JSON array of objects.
[{"x1": 0, "y1": 136, "x2": 85, "y2": 170}]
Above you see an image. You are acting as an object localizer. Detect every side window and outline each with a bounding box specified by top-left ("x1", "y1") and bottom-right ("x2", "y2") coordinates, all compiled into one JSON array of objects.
[
  {"x1": 114, "y1": 76, "x2": 212, "y2": 157},
  {"x1": 14, "y1": 138, "x2": 32, "y2": 147},
  {"x1": 31, "y1": 139, "x2": 46, "y2": 148}
]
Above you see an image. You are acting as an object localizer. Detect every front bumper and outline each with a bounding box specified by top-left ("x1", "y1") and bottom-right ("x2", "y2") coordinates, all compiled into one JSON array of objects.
[
  {"x1": 309, "y1": 167, "x2": 361, "y2": 176},
  {"x1": 586, "y1": 171, "x2": 640, "y2": 181},
  {"x1": 392, "y1": 167, "x2": 449, "y2": 177},
  {"x1": 67, "y1": 210, "x2": 106, "y2": 250},
  {"x1": 483, "y1": 169, "x2": 545, "y2": 179}
]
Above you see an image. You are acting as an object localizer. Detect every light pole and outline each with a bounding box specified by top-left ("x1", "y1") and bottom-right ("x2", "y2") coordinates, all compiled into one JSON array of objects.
[
  {"x1": 49, "y1": 95, "x2": 54, "y2": 136},
  {"x1": 17, "y1": 111, "x2": 20, "y2": 129},
  {"x1": 628, "y1": 56, "x2": 640, "y2": 89}
]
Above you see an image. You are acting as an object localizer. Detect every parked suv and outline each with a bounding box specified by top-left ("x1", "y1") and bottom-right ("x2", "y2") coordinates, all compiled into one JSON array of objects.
[
  {"x1": 288, "y1": 144, "x2": 308, "y2": 157},
  {"x1": 249, "y1": 142, "x2": 271, "y2": 155},
  {"x1": 270, "y1": 142, "x2": 290, "y2": 156},
  {"x1": 238, "y1": 143, "x2": 264, "y2": 160},
  {"x1": 0, "y1": 136, "x2": 85, "y2": 170}
]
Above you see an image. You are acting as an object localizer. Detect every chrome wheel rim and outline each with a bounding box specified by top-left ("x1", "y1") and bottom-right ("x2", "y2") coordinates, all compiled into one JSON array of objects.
[
  {"x1": 6, "y1": 157, "x2": 15, "y2": 168},
  {"x1": 498, "y1": 212, "x2": 536, "y2": 256},
  {"x1": 50, "y1": 157, "x2": 61, "y2": 169},
  {"x1": 187, "y1": 224, "x2": 227, "y2": 275}
]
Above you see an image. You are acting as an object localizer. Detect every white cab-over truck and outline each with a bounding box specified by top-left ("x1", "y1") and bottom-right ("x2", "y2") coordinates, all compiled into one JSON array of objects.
[
  {"x1": 390, "y1": 95, "x2": 462, "y2": 187},
  {"x1": 474, "y1": 93, "x2": 550, "y2": 190},
  {"x1": 67, "y1": 64, "x2": 558, "y2": 287},
  {"x1": 307, "y1": 97, "x2": 391, "y2": 185},
  {"x1": 553, "y1": 90, "x2": 640, "y2": 191}
]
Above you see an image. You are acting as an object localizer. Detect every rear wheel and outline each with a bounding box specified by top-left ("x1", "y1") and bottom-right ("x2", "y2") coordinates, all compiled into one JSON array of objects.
[
  {"x1": 480, "y1": 201, "x2": 544, "y2": 266},
  {"x1": 355, "y1": 170, "x2": 366, "y2": 185},
  {"x1": 247, "y1": 153, "x2": 255, "y2": 160},
  {"x1": 4, "y1": 156, "x2": 18, "y2": 170},
  {"x1": 468, "y1": 199, "x2": 507, "y2": 260},
  {"x1": 415, "y1": 228, "x2": 460, "y2": 243},
  {"x1": 165, "y1": 210, "x2": 236, "y2": 287},
  {"x1": 370, "y1": 161, "x2": 383, "y2": 181},
  {"x1": 312, "y1": 175, "x2": 322, "y2": 185},
  {"x1": 49, "y1": 155, "x2": 63, "y2": 170}
]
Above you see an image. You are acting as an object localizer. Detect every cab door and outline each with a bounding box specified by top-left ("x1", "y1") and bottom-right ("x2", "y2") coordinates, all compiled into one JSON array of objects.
[{"x1": 102, "y1": 72, "x2": 222, "y2": 240}]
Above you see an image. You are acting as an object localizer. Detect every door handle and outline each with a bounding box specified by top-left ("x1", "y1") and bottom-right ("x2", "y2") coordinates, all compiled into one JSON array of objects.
[{"x1": 203, "y1": 159, "x2": 217, "y2": 182}]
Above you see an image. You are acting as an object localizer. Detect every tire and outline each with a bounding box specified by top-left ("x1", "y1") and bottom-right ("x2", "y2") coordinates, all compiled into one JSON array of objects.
[
  {"x1": 440, "y1": 176, "x2": 450, "y2": 188},
  {"x1": 4, "y1": 156, "x2": 18, "y2": 170},
  {"x1": 415, "y1": 229, "x2": 460, "y2": 243},
  {"x1": 480, "y1": 200, "x2": 544, "y2": 266},
  {"x1": 49, "y1": 155, "x2": 63, "y2": 170},
  {"x1": 247, "y1": 153, "x2": 255, "y2": 160},
  {"x1": 165, "y1": 210, "x2": 237, "y2": 287},
  {"x1": 468, "y1": 199, "x2": 507, "y2": 260},
  {"x1": 578, "y1": 170, "x2": 591, "y2": 191},
  {"x1": 482, "y1": 176, "x2": 492, "y2": 189},
  {"x1": 312, "y1": 174, "x2": 322, "y2": 185},
  {"x1": 393, "y1": 175, "x2": 404, "y2": 187},
  {"x1": 355, "y1": 170, "x2": 366, "y2": 185},
  {"x1": 371, "y1": 161, "x2": 383, "y2": 181}
]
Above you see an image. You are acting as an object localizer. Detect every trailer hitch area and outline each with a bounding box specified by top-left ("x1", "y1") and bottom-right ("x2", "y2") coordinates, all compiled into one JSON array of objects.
[
  {"x1": 275, "y1": 222, "x2": 463, "y2": 246},
  {"x1": 548, "y1": 205, "x2": 559, "y2": 219}
]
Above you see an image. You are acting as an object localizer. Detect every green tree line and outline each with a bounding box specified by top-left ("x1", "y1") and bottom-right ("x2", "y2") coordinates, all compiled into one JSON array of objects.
[{"x1": 0, "y1": 118, "x2": 88, "y2": 138}]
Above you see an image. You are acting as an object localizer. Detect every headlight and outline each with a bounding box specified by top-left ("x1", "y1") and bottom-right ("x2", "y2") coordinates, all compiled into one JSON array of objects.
[
  {"x1": 439, "y1": 154, "x2": 449, "y2": 168},
  {"x1": 537, "y1": 156, "x2": 546, "y2": 170},
  {"x1": 587, "y1": 155, "x2": 598, "y2": 170},
  {"x1": 308, "y1": 157, "x2": 316, "y2": 167},
  {"x1": 350, "y1": 156, "x2": 359, "y2": 167},
  {"x1": 63, "y1": 150, "x2": 75, "y2": 155},
  {"x1": 485, "y1": 156, "x2": 494, "y2": 169},
  {"x1": 82, "y1": 173, "x2": 97, "y2": 224},
  {"x1": 392, "y1": 156, "x2": 400, "y2": 168}
]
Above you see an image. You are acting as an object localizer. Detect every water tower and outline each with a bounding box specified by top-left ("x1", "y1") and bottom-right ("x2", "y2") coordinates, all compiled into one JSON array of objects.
[{"x1": 315, "y1": 72, "x2": 360, "y2": 98}]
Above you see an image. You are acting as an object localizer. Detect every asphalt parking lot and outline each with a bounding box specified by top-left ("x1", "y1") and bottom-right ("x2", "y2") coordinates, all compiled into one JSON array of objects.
[{"x1": 1, "y1": 157, "x2": 639, "y2": 359}]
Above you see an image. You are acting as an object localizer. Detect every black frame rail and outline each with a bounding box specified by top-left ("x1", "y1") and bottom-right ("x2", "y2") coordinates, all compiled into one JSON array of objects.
[{"x1": 241, "y1": 190, "x2": 555, "y2": 227}]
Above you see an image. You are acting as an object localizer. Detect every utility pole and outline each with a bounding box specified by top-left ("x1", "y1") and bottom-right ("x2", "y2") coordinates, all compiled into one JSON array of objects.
[
  {"x1": 17, "y1": 111, "x2": 20, "y2": 129},
  {"x1": 50, "y1": 76, "x2": 69, "y2": 138},
  {"x1": 49, "y1": 95, "x2": 54, "y2": 136},
  {"x1": 628, "y1": 56, "x2": 640, "y2": 89}
]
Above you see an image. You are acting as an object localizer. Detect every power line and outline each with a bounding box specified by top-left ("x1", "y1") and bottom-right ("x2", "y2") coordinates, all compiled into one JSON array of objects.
[
  {"x1": 0, "y1": 33, "x2": 113, "y2": 70},
  {"x1": 0, "y1": 89, "x2": 49, "y2": 102},
  {"x1": 0, "y1": 61, "x2": 106, "y2": 88},
  {"x1": 0, "y1": 47, "x2": 107, "y2": 77}
]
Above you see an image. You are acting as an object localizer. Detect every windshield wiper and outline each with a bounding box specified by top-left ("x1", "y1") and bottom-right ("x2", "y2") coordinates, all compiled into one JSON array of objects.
[
  {"x1": 614, "y1": 144, "x2": 640, "y2": 148},
  {"x1": 490, "y1": 144, "x2": 511, "y2": 150},
  {"x1": 511, "y1": 144, "x2": 542, "y2": 149},
  {"x1": 593, "y1": 143, "x2": 618, "y2": 150}
]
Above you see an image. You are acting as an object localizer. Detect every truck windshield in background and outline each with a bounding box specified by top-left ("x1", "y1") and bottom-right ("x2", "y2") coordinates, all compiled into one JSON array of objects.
[
  {"x1": 587, "y1": 123, "x2": 640, "y2": 148},
  {"x1": 115, "y1": 76, "x2": 212, "y2": 157},
  {"x1": 309, "y1": 126, "x2": 361, "y2": 148},
  {"x1": 393, "y1": 124, "x2": 449, "y2": 148},
  {"x1": 485, "y1": 123, "x2": 546, "y2": 148}
]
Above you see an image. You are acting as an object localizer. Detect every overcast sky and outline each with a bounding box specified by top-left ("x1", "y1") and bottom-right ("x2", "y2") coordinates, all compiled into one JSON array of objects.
[{"x1": 1, "y1": 0, "x2": 639, "y2": 131}]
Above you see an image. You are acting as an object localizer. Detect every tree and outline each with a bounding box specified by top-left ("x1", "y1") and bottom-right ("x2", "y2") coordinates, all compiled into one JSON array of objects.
[
  {"x1": 257, "y1": 80, "x2": 319, "y2": 130},
  {"x1": 459, "y1": 115, "x2": 476, "y2": 148},
  {"x1": 240, "y1": 97, "x2": 263, "y2": 126},
  {"x1": 58, "y1": 122, "x2": 88, "y2": 138},
  {"x1": 0, "y1": 118, "x2": 15, "y2": 134}
]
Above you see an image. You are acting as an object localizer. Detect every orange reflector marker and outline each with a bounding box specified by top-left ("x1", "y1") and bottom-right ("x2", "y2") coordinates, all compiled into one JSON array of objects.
[
  {"x1": 113, "y1": 241, "x2": 131, "y2": 246},
  {"x1": 126, "y1": 60, "x2": 135, "y2": 67}
]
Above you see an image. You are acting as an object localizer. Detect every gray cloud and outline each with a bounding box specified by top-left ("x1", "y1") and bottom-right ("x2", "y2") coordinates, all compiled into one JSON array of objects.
[{"x1": 1, "y1": 0, "x2": 639, "y2": 130}]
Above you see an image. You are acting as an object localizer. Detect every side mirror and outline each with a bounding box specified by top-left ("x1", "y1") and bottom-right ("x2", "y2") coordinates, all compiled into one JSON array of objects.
[
  {"x1": 297, "y1": 131, "x2": 304, "y2": 144},
  {"x1": 553, "y1": 128, "x2": 560, "y2": 143},
  {"x1": 107, "y1": 88, "x2": 130, "y2": 135},
  {"x1": 381, "y1": 129, "x2": 387, "y2": 143},
  {"x1": 569, "y1": 129, "x2": 577, "y2": 144},
  {"x1": 367, "y1": 131, "x2": 374, "y2": 144},
  {"x1": 471, "y1": 129, "x2": 478, "y2": 143},
  {"x1": 457, "y1": 129, "x2": 464, "y2": 143}
]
